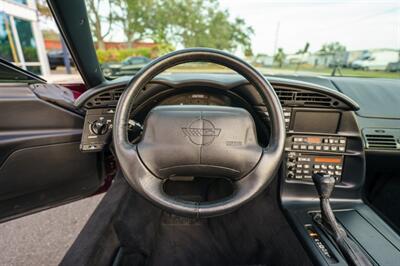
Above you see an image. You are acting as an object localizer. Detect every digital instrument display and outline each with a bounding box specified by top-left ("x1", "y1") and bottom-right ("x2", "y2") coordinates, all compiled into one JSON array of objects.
[{"x1": 159, "y1": 92, "x2": 229, "y2": 106}]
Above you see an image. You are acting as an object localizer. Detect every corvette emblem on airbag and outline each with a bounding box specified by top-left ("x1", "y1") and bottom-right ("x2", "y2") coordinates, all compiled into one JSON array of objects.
[{"x1": 182, "y1": 118, "x2": 221, "y2": 145}]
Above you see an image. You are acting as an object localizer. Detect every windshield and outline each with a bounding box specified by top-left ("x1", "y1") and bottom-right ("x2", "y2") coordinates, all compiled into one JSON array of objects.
[{"x1": 84, "y1": 0, "x2": 400, "y2": 79}]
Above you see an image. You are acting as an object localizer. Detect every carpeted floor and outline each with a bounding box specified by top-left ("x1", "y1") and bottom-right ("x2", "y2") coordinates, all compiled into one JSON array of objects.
[
  {"x1": 369, "y1": 175, "x2": 400, "y2": 231},
  {"x1": 113, "y1": 177, "x2": 312, "y2": 266}
]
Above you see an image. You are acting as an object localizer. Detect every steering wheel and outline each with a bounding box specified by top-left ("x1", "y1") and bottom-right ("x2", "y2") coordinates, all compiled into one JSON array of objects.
[{"x1": 113, "y1": 48, "x2": 285, "y2": 218}]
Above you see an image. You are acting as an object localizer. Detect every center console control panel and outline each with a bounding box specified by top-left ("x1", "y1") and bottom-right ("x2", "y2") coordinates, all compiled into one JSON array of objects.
[
  {"x1": 285, "y1": 135, "x2": 347, "y2": 182},
  {"x1": 288, "y1": 135, "x2": 346, "y2": 152},
  {"x1": 80, "y1": 108, "x2": 115, "y2": 152}
]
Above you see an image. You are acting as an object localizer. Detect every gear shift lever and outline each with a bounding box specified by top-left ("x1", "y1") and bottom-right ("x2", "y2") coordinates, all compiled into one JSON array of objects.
[
  {"x1": 312, "y1": 173, "x2": 372, "y2": 266},
  {"x1": 312, "y1": 173, "x2": 339, "y2": 231}
]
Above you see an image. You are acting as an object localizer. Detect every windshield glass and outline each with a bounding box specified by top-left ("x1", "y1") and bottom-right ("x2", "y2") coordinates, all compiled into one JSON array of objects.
[{"x1": 84, "y1": 0, "x2": 400, "y2": 79}]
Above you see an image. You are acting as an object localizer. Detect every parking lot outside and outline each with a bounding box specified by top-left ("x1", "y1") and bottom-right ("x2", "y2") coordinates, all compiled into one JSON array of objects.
[{"x1": 0, "y1": 194, "x2": 103, "y2": 266}]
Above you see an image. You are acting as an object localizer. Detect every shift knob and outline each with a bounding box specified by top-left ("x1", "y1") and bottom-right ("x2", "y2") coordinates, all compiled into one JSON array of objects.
[{"x1": 312, "y1": 173, "x2": 335, "y2": 199}]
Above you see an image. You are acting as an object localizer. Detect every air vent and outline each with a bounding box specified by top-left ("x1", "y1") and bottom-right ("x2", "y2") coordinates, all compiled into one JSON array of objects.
[
  {"x1": 295, "y1": 92, "x2": 332, "y2": 107},
  {"x1": 85, "y1": 87, "x2": 125, "y2": 108},
  {"x1": 275, "y1": 88, "x2": 295, "y2": 105},
  {"x1": 365, "y1": 134, "x2": 397, "y2": 149},
  {"x1": 274, "y1": 87, "x2": 336, "y2": 107},
  {"x1": 113, "y1": 88, "x2": 124, "y2": 101},
  {"x1": 96, "y1": 92, "x2": 113, "y2": 101},
  {"x1": 363, "y1": 128, "x2": 400, "y2": 150}
]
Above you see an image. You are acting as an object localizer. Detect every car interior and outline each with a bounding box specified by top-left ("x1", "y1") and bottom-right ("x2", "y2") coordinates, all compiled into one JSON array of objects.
[{"x1": 0, "y1": 0, "x2": 400, "y2": 266}]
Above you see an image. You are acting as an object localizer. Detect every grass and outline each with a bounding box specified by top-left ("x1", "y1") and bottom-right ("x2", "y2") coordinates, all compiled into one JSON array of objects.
[
  {"x1": 269, "y1": 64, "x2": 400, "y2": 79},
  {"x1": 166, "y1": 63, "x2": 400, "y2": 79}
]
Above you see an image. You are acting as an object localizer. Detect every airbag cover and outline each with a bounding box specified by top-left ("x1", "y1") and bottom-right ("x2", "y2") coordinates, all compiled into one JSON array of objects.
[{"x1": 138, "y1": 105, "x2": 262, "y2": 179}]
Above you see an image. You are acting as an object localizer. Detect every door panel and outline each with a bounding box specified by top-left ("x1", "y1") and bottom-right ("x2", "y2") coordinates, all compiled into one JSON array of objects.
[{"x1": 0, "y1": 84, "x2": 103, "y2": 222}]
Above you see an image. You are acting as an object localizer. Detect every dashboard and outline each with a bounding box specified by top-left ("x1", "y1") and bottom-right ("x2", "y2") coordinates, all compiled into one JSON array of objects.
[
  {"x1": 76, "y1": 73, "x2": 372, "y2": 189},
  {"x1": 72, "y1": 73, "x2": 400, "y2": 265}
]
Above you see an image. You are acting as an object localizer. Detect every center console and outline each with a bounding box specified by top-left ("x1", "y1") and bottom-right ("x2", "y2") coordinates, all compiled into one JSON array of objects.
[
  {"x1": 280, "y1": 107, "x2": 400, "y2": 265},
  {"x1": 281, "y1": 107, "x2": 358, "y2": 187}
]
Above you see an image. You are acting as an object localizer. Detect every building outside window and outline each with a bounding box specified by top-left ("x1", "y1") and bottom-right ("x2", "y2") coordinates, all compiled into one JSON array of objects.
[{"x1": 0, "y1": 0, "x2": 49, "y2": 75}]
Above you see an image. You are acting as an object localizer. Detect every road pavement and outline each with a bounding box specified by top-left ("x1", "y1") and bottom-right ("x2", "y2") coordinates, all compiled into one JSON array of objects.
[{"x1": 0, "y1": 194, "x2": 104, "y2": 266}]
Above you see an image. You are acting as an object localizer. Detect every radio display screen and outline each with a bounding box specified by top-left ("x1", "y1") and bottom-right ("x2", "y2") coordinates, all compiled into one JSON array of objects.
[
  {"x1": 314, "y1": 157, "x2": 342, "y2": 163},
  {"x1": 304, "y1": 136, "x2": 322, "y2": 144},
  {"x1": 293, "y1": 111, "x2": 340, "y2": 133}
]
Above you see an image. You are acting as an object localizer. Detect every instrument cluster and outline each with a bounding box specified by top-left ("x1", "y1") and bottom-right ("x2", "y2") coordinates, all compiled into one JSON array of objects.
[{"x1": 158, "y1": 91, "x2": 230, "y2": 106}]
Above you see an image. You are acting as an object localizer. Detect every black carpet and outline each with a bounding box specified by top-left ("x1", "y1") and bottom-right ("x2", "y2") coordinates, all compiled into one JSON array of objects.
[
  {"x1": 369, "y1": 175, "x2": 400, "y2": 231},
  {"x1": 114, "y1": 177, "x2": 312, "y2": 266}
]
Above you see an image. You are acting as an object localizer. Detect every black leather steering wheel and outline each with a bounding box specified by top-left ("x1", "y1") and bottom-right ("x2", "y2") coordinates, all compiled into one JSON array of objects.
[{"x1": 113, "y1": 48, "x2": 285, "y2": 218}]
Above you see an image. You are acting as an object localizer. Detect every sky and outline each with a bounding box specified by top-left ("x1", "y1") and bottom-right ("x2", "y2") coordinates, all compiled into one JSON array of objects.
[
  {"x1": 42, "y1": 0, "x2": 399, "y2": 56},
  {"x1": 218, "y1": 0, "x2": 400, "y2": 55}
]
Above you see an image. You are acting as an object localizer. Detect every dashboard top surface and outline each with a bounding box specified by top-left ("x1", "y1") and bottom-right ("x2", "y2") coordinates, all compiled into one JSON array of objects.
[
  {"x1": 75, "y1": 73, "x2": 360, "y2": 110},
  {"x1": 74, "y1": 73, "x2": 400, "y2": 153},
  {"x1": 330, "y1": 77, "x2": 400, "y2": 119}
]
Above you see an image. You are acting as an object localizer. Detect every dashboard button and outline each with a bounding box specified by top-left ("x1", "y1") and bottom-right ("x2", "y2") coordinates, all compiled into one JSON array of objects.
[{"x1": 287, "y1": 163, "x2": 296, "y2": 171}]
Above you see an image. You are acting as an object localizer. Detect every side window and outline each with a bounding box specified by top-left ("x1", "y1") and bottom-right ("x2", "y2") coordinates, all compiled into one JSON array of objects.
[
  {"x1": 130, "y1": 58, "x2": 141, "y2": 64},
  {"x1": 14, "y1": 18, "x2": 40, "y2": 73},
  {"x1": 0, "y1": 11, "x2": 44, "y2": 75},
  {"x1": 0, "y1": 1, "x2": 78, "y2": 80},
  {"x1": 0, "y1": 13, "x2": 17, "y2": 63}
]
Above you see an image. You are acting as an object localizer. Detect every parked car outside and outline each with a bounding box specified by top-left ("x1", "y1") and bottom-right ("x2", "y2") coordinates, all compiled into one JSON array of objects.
[
  {"x1": 47, "y1": 50, "x2": 74, "y2": 70},
  {"x1": 386, "y1": 62, "x2": 400, "y2": 72},
  {"x1": 351, "y1": 50, "x2": 399, "y2": 70},
  {"x1": 101, "y1": 56, "x2": 151, "y2": 78}
]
